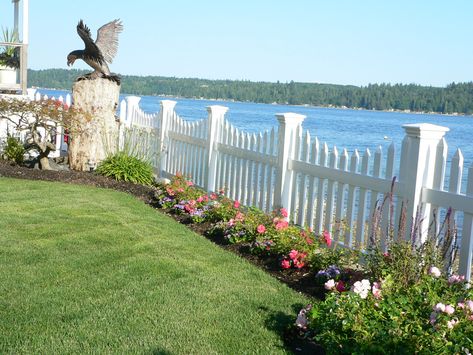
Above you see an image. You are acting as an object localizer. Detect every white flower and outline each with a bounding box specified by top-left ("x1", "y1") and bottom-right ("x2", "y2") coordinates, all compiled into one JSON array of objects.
[
  {"x1": 447, "y1": 319, "x2": 458, "y2": 329},
  {"x1": 434, "y1": 303, "x2": 446, "y2": 312},
  {"x1": 352, "y1": 279, "x2": 371, "y2": 299},
  {"x1": 324, "y1": 279, "x2": 336, "y2": 290},
  {"x1": 429, "y1": 266, "x2": 441, "y2": 278}
]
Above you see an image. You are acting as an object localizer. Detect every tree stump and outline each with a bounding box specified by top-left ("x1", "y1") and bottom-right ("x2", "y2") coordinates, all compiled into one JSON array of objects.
[{"x1": 68, "y1": 78, "x2": 120, "y2": 171}]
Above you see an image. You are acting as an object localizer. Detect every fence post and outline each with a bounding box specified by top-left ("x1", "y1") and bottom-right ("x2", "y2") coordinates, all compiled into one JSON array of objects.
[
  {"x1": 124, "y1": 96, "x2": 141, "y2": 128},
  {"x1": 158, "y1": 100, "x2": 177, "y2": 177},
  {"x1": 206, "y1": 105, "x2": 228, "y2": 192},
  {"x1": 274, "y1": 112, "x2": 306, "y2": 214},
  {"x1": 398, "y1": 123, "x2": 449, "y2": 241}
]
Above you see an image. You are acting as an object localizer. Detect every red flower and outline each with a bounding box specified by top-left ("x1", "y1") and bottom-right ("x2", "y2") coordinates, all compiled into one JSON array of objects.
[
  {"x1": 210, "y1": 193, "x2": 218, "y2": 200},
  {"x1": 294, "y1": 261, "x2": 305, "y2": 269},
  {"x1": 323, "y1": 230, "x2": 332, "y2": 247},
  {"x1": 257, "y1": 224, "x2": 266, "y2": 234},
  {"x1": 233, "y1": 200, "x2": 240, "y2": 209},
  {"x1": 281, "y1": 259, "x2": 291, "y2": 269},
  {"x1": 336, "y1": 280, "x2": 345, "y2": 292}
]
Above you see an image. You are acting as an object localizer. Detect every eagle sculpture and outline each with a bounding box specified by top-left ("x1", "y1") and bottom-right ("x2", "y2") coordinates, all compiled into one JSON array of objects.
[{"x1": 67, "y1": 19, "x2": 123, "y2": 83}]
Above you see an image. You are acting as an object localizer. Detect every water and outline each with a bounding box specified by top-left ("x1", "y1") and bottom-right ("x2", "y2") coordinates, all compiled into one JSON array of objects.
[{"x1": 38, "y1": 88, "x2": 473, "y2": 173}]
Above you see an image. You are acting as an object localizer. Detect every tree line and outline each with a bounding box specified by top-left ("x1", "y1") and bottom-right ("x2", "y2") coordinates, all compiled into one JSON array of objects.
[{"x1": 28, "y1": 69, "x2": 473, "y2": 115}]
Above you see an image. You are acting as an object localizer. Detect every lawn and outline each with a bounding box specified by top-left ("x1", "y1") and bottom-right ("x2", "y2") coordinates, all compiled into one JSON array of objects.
[{"x1": 0, "y1": 177, "x2": 310, "y2": 354}]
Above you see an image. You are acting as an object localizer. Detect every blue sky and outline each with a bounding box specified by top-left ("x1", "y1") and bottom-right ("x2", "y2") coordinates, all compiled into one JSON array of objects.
[{"x1": 1, "y1": 0, "x2": 472, "y2": 86}]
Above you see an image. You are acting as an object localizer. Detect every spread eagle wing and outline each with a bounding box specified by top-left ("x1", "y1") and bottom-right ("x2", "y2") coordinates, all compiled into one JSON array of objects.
[
  {"x1": 95, "y1": 19, "x2": 123, "y2": 64},
  {"x1": 76, "y1": 20, "x2": 104, "y2": 63}
]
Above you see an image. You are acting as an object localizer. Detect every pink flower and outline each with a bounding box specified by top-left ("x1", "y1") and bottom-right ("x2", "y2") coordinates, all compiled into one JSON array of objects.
[
  {"x1": 186, "y1": 180, "x2": 194, "y2": 186},
  {"x1": 383, "y1": 252, "x2": 390, "y2": 258},
  {"x1": 444, "y1": 305, "x2": 455, "y2": 315},
  {"x1": 233, "y1": 200, "x2": 240, "y2": 209},
  {"x1": 227, "y1": 219, "x2": 235, "y2": 227},
  {"x1": 336, "y1": 280, "x2": 345, "y2": 292},
  {"x1": 210, "y1": 193, "x2": 218, "y2": 200},
  {"x1": 324, "y1": 279, "x2": 336, "y2": 290},
  {"x1": 257, "y1": 224, "x2": 266, "y2": 234},
  {"x1": 448, "y1": 274, "x2": 465, "y2": 284},
  {"x1": 235, "y1": 211, "x2": 244, "y2": 221},
  {"x1": 294, "y1": 260, "x2": 305, "y2": 269},
  {"x1": 275, "y1": 220, "x2": 289, "y2": 230},
  {"x1": 323, "y1": 230, "x2": 332, "y2": 247},
  {"x1": 372, "y1": 282, "x2": 382, "y2": 299},
  {"x1": 196, "y1": 196, "x2": 204, "y2": 203},
  {"x1": 429, "y1": 266, "x2": 441, "y2": 278},
  {"x1": 466, "y1": 300, "x2": 473, "y2": 313},
  {"x1": 280, "y1": 208, "x2": 288, "y2": 218},
  {"x1": 289, "y1": 250, "x2": 299, "y2": 260},
  {"x1": 281, "y1": 259, "x2": 291, "y2": 269}
]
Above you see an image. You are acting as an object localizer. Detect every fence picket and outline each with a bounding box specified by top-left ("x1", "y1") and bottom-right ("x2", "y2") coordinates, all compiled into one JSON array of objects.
[
  {"x1": 459, "y1": 163, "x2": 473, "y2": 280},
  {"x1": 306, "y1": 137, "x2": 319, "y2": 230},
  {"x1": 367, "y1": 146, "x2": 382, "y2": 243},
  {"x1": 314, "y1": 143, "x2": 329, "y2": 234},
  {"x1": 334, "y1": 148, "x2": 349, "y2": 243},
  {"x1": 355, "y1": 148, "x2": 371, "y2": 247},
  {"x1": 324, "y1": 146, "x2": 339, "y2": 234},
  {"x1": 297, "y1": 131, "x2": 311, "y2": 226},
  {"x1": 345, "y1": 150, "x2": 360, "y2": 247}
]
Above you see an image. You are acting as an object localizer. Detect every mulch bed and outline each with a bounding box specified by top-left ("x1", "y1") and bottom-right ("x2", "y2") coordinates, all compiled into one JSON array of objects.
[{"x1": 0, "y1": 159, "x2": 324, "y2": 354}]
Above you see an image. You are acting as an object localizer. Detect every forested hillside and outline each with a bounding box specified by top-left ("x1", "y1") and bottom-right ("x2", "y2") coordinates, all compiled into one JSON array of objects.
[{"x1": 28, "y1": 69, "x2": 473, "y2": 115}]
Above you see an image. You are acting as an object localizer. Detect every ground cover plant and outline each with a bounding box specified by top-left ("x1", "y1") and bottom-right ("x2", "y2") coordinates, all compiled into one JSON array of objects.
[
  {"x1": 0, "y1": 177, "x2": 311, "y2": 354},
  {"x1": 154, "y1": 173, "x2": 473, "y2": 353}
]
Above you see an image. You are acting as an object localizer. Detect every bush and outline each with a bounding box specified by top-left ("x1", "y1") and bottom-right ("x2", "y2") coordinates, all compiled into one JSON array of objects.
[
  {"x1": 96, "y1": 152, "x2": 154, "y2": 185},
  {"x1": 3, "y1": 135, "x2": 25, "y2": 164}
]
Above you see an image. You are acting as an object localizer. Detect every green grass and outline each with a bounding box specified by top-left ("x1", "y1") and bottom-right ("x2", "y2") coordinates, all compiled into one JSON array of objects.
[{"x1": 0, "y1": 178, "x2": 310, "y2": 354}]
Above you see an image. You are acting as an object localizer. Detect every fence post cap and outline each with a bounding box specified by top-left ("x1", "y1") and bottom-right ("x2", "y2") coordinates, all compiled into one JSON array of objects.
[
  {"x1": 275, "y1": 112, "x2": 306, "y2": 125},
  {"x1": 402, "y1": 123, "x2": 450, "y2": 139},
  {"x1": 206, "y1": 105, "x2": 229, "y2": 114},
  {"x1": 160, "y1": 99, "x2": 177, "y2": 109},
  {"x1": 125, "y1": 95, "x2": 141, "y2": 105}
]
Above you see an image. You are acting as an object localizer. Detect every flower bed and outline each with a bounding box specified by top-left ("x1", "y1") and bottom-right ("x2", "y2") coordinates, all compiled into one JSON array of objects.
[{"x1": 154, "y1": 174, "x2": 473, "y2": 353}]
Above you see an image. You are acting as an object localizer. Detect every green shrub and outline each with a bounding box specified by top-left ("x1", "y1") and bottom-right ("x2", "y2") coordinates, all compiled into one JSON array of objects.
[
  {"x1": 96, "y1": 152, "x2": 154, "y2": 185},
  {"x1": 3, "y1": 135, "x2": 25, "y2": 164}
]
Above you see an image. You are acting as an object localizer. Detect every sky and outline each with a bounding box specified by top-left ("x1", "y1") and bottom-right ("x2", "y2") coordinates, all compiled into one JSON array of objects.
[{"x1": 1, "y1": 0, "x2": 472, "y2": 87}]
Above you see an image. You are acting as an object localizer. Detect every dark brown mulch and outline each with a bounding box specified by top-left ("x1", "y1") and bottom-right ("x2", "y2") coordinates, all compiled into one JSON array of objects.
[
  {"x1": 0, "y1": 160, "x2": 156, "y2": 204},
  {"x1": 0, "y1": 159, "x2": 324, "y2": 354}
]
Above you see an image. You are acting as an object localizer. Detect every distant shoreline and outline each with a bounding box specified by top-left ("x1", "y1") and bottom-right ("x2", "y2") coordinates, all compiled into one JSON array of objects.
[{"x1": 34, "y1": 86, "x2": 472, "y2": 118}]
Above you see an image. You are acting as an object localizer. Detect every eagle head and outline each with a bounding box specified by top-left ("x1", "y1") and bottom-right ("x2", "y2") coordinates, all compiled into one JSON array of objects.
[{"x1": 67, "y1": 53, "x2": 76, "y2": 67}]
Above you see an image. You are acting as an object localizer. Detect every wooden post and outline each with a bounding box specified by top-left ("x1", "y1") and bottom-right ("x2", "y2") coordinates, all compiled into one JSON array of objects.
[
  {"x1": 158, "y1": 100, "x2": 177, "y2": 177},
  {"x1": 68, "y1": 78, "x2": 121, "y2": 171},
  {"x1": 206, "y1": 105, "x2": 228, "y2": 192},
  {"x1": 398, "y1": 123, "x2": 450, "y2": 241},
  {"x1": 274, "y1": 112, "x2": 305, "y2": 214}
]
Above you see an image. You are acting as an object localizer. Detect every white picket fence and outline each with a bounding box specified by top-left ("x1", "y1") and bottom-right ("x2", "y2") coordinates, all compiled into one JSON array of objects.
[{"x1": 121, "y1": 96, "x2": 473, "y2": 281}]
